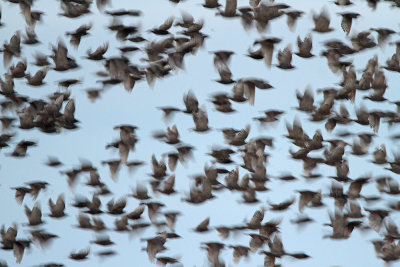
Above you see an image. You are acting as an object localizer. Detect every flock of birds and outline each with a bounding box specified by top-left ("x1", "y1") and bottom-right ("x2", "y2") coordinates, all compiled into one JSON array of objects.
[{"x1": 1, "y1": 0, "x2": 400, "y2": 266}]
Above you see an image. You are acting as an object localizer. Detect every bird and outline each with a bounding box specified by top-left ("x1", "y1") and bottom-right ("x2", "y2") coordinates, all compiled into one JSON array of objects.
[
  {"x1": 338, "y1": 12, "x2": 360, "y2": 35},
  {"x1": 213, "y1": 50, "x2": 235, "y2": 84},
  {"x1": 86, "y1": 43, "x2": 108, "y2": 60},
  {"x1": 218, "y1": 0, "x2": 238, "y2": 17},
  {"x1": 194, "y1": 217, "x2": 210, "y2": 232},
  {"x1": 150, "y1": 17, "x2": 174, "y2": 35},
  {"x1": 296, "y1": 34, "x2": 313, "y2": 58},
  {"x1": 48, "y1": 194, "x2": 65, "y2": 218},
  {"x1": 203, "y1": 0, "x2": 221, "y2": 8},
  {"x1": 277, "y1": 44, "x2": 294, "y2": 69},
  {"x1": 69, "y1": 248, "x2": 90, "y2": 261},
  {"x1": 24, "y1": 203, "x2": 43, "y2": 226},
  {"x1": 2, "y1": 31, "x2": 20, "y2": 67},
  {"x1": 26, "y1": 67, "x2": 47, "y2": 86},
  {"x1": 65, "y1": 23, "x2": 92, "y2": 48},
  {"x1": 192, "y1": 106, "x2": 210, "y2": 132},
  {"x1": 313, "y1": 9, "x2": 333, "y2": 33},
  {"x1": 253, "y1": 37, "x2": 281, "y2": 68}
]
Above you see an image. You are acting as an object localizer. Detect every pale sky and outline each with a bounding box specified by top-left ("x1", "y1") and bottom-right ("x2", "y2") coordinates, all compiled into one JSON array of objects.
[{"x1": 1, "y1": 0, "x2": 400, "y2": 266}]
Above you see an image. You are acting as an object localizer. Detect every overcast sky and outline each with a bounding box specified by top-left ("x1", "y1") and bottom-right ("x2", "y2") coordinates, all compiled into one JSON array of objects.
[{"x1": 1, "y1": 0, "x2": 400, "y2": 266}]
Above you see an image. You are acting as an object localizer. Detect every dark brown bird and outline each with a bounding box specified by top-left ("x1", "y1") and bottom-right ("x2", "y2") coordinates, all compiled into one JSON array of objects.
[
  {"x1": 142, "y1": 233, "x2": 167, "y2": 262},
  {"x1": 66, "y1": 23, "x2": 92, "y2": 48},
  {"x1": 192, "y1": 106, "x2": 210, "y2": 132},
  {"x1": 69, "y1": 248, "x2": 90, "y2": 261},
  {"x1": 105, "y1": 9, "x2": 141, "y2": 17},
  {"x1": 150, "y1": 17, "x2": 174, "y2": 35},
  {"x1": 9, "y1": 59, "x2": 27, "y2": 78},
  {"x1": 277, "y1": 44, "x2": 294, "y2": 69},
  {"x1": 107, "y1": 197, "x2": 126, "y2": 214},
  {"x1": 285, "y1": 10, "x2": 304, "y2": 31},
  {"x1": 11, "y1": 140, "x2": 37, "y2": 157},
  {"x1": 86, "y1": 43, "x2": 108, "y2": 60},
  {"x1": 269, "y1": 197, "x2": 295, "y2": 211},
  {"x1": 48, "y1": 194, "x2": 65, "y2": 218},
  {"x1": 203, "y1": 0, "x2": 221, "y2": 8},
  {"x1": 24, "y1": 203, "x2": 42, "y2": 226},
  {"x1": 157, "y1": 256, "x2": 180, "y2": 266},
  {"x1": 334, "y1": 0, "x2": 353, "y2": 5},
  {"x1": 339, "y1": 12, "x2": 360, "y2": 35},
  {"x1": 371, "y1": 28, "x2": 396, "y2": 46},
  {"x1": 313, "y1": 9, "x2": 333, "y2": 33},
  {"x1": 296, "y1": 34, "x2": 313, "y2": 58},
  {"x1": 31, "y1": 230, "x2": 58, "y2": 247},
  {"x1": 90, "y1": 235, "x2": 114, "y2": 246},
  {"x1": 59, "y1": 1, "x2": 90, "y2": 18},
  {"x1": 2, "y1": 31, "x2": 20, "y2": 67},
  {"x1": 254, "y1": 37, "x2": 282, "y2": 68},
  {"x1": 51, "y1": 41, "x2": 78, "y2": 71},
  {"x1": 213, "y1": 50, "x2": 235, "y2": 84},
  {"x1": 298, "y1": 190, "x2": 323, "y2": 212},
  {"x1": 202, "y1": 241, "x2": 225, "y2": 266},
  {"x1": 26, "y1": 67, "x2": 47, "y2": 86},
  {"x1": 194, "y1": 217, "x2": 210, "y2": 232},
  {"x1": 218, "y1": 0, "x2": 238, "y2": 17}
]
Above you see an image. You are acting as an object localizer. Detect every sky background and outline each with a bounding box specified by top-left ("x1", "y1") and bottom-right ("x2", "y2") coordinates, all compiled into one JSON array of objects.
[{"x1": 1, "y1": 0, "x2": 400, "y2": 266}]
